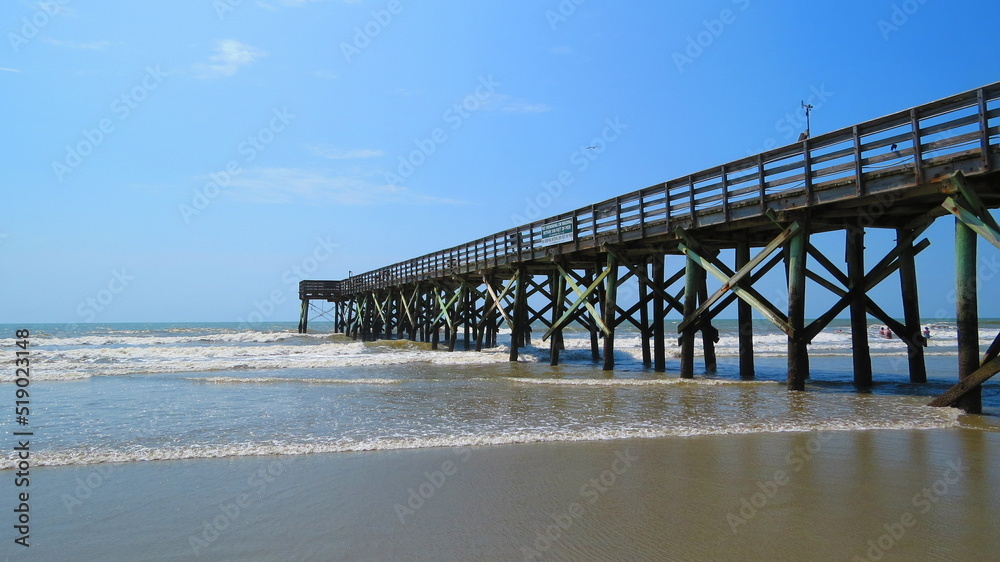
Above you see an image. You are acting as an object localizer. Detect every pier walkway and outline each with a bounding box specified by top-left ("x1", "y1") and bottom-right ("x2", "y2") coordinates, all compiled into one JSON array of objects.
[{"x1": 300, "y1": 82, "x2": 1000, "y2": 412}]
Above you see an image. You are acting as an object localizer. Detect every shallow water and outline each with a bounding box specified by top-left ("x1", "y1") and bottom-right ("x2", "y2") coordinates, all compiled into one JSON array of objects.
[{"x1": 1, "y1": 322, "x2": 998, "y2": 559}]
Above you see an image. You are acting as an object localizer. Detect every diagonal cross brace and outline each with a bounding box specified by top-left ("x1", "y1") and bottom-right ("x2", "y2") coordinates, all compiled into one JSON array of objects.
[
  {"x1": 542, "y1": 264, "x2": 612, "y2": 341},
  {"x1": 603, "y1": 246, "x2": 685, "y2": 313},
  {"x1": 676, "y1": 223, "x2": 800, "y2": 333},
  {"x1": 801, "y1": 237, "x2": 930, "y2": 343},
  {"x1": 686, "y1": 251, "x2": 785, "y2": 334},
  {"x1": 480, "y1": 275, "x2": 516, "y2": 330},
  {"x1": 430, "y1": 282, "x2": 465, "y2": 330},
  {"x1": 949, "y1": 171, "x2": 1000, "y2": 233},
  {"x1": 927, "y1": 356, "x2": 1000, "y2": 408},
  {"x1": 943, "y1": 197, "x2": 1000, "y2": 251}
]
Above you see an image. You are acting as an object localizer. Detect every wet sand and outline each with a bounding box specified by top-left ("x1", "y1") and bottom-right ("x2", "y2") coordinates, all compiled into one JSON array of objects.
[{"x1": 14, "y1": 425, "x2": 1000, "y2": 561}]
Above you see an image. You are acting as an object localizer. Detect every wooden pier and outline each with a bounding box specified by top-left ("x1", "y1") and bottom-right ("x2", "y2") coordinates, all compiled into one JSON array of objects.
[{"x1": 300, "y1": 82, "x2": 1000, "y2": 413}]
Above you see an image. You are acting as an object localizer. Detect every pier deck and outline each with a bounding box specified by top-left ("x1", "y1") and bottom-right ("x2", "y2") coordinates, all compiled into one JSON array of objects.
[{"x1": 300, "y1": 82, "x2": 1000, "y2": 412}]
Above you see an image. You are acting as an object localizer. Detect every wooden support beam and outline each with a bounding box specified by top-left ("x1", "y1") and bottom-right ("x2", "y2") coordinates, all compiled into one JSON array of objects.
[
  {"x1": 697, "y1": 268, "x2": 717, "y2": 373},
  {"x1": 587, "y1": 270, "x2": 601, "y2": 362},
  {"x1": 298, "y1": 298, "x2": 309, "y2": 334},
  {"x1": 481, "y1": 275, "x2": 515, "y2": 331},
  {"x1": 802, "y1": 236, "x2": 930, "y2": 343},
  {"x1": 430, "y1": 290, "x2": 441, "y2": 349},
  {"x1": 680, "y1": 252, "x2": 699, "y2": 379},
  {"x1": 786, "y1": 224, "x2": 809, "y2": 391},
  {"x1": 847, "y1": 227, "x2": 873, "y2": 389},
  {"x1": 652, "y1": 255, "x2": 666, "y2": 372},
  {"x1": 639, "y1": 263, "x2": 651, "y2": 367},
  {"x1": 448, "y1": 286, "x2": 467, "y2": 351},
  {"x1": 541, "y1": 264, "x2": 612, "y2": 341},
  {"x1": 604, "y1": 245, "x2": 684, "y2": 315},
  {"x1": 928, "y1": 356, "x2": 1000, "y2": 408},
  {"x1": 676, "y1": 223, "x2": 799, "y2": 334},
  {"x1": 693, "y1": 252, "x2": 784, "y2": 333},
  {"x1": 550, "y1": 269, "x2": 566, "y2": 366},
  {"x1": 736, "y1": 242, "x2": 755, "y2": 379},
  {"x1": 679, "y1": 242, "x2": 792, "y2": 337},
  {"x1": 430, "y1": 282, "x2": 463, "y2": 332},
  {"x1": 510, "y1": 266, "x2": 527, "y2": 362},
  {"x1": 602, "y1": 252, "x2": 619, "y2": 371},
  {"x1": 949, "y1": 171, "x2": 1000, "y2": 234},
  {"x1": 956, "y1": 218, "x2": 982, "y2": 413},
  {"x1": 943, "y1": 197, "x2": 1000, "y2": 251},
  {"x1": 897, "y1": 228, "x2": 927, "y2": 383}
]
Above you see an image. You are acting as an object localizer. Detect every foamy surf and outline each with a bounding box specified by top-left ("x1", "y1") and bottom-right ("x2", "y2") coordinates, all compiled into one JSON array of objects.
[
  {"x1": 7, "y1": 342, "x2": 512, "y2": 381},
  {"x1": 507, "y1": 377, "x2": 779, "y2": 387},
  {"x1": 185, "y1": 376, "x2": 403, "y2": 385},
  {"x1": 2, "y1": 410, "x2": 960, "y2": 470}
]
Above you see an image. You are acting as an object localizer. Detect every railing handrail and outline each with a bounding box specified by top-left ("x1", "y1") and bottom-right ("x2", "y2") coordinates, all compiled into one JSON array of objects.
[{"x1": 329, "y1": 82, "x2": 1000, "y2": 296}]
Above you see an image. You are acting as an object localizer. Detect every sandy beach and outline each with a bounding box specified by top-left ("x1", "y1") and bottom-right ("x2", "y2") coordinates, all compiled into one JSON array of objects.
[{"x1": 13, "y1": 425, "x2": 997, "y2": 561}]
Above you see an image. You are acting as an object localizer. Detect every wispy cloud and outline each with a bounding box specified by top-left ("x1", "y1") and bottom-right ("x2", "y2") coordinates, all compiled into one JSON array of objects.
[
  {"x1": 0, "y1": 67, "x2": 22, "y2": 73},
  {"x1": 43, "y1": 38, "x2": 114, "y2": 50},
  {"x1": 225, "y1": 167, "x2": 466, "y2": 206},
  {"x1": 312, "y1": 70, "x2": 337, "y2": 80},
  {"x1": 306, "y1": 145, "x2": 384, "y2": 160},
  {"x1": 196, "y1": 39, "x2": 267, "y2": 78}
]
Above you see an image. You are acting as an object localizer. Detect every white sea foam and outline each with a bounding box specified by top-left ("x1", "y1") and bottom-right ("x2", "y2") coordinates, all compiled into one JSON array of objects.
[
  {"x1": 2, "y1": 409, "x2": 959, "y2": 470},
  {"x1": 185, "y1": 376, "x2": 402, "y2": 385},
  {"x1": 22, "y1": 331, "x2": 334, "y2": 347},
  {"x1": 0, "y1": 341, "x2": 512, "y2": 381},
  {"x1": 508, "y1": 377, "x2": 778, "y2": 387}
]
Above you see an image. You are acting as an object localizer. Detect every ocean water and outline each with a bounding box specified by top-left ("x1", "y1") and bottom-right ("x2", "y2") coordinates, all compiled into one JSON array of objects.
[
  {"x1": 3, "y1": 320, "x2": 997, "y2": 471},
  {"x1": 4, "y1": 321, "x2": 1000, "y2": 560}
]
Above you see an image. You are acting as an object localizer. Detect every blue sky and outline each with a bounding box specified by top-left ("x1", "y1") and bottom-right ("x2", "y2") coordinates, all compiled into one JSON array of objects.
[{"x1": 4, "y1": 0, "x2": 999, "y2": 324}]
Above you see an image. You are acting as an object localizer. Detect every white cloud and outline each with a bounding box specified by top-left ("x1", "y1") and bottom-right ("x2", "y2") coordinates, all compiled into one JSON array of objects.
[
  {"x1": 196, "y1": 39, "x2": 267, "y2": 78},
  {"x1": 0, "y1": 67, "x2": 21, "y2": 73},
  {"x1": 312, "y1": 70, "x2": 337, "y2": 80},
  {"x1": 43, "y1": 38, "x2": 114, "y2": 50},
  {"x1": 306, "y1": 145, "x2": 384, "y2": 160},
  {"x1": 225, "y1": 167, "x2": 466, "y2": 206}
]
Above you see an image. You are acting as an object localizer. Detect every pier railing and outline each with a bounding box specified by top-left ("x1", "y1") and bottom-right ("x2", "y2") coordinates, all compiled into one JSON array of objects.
[{"x1": 335, "y1": 82, "x2": 1000, "y2": 296}]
